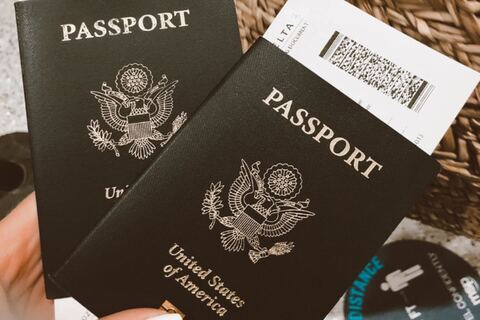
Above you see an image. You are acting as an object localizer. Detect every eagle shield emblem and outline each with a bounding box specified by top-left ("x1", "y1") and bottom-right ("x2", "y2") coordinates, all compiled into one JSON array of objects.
[
  {"x1": 202, "y1": 160, "x2": 316, "y2": 263},
  {"x1": 87, "y1": 63, "x2": 187, "y2": 160}
]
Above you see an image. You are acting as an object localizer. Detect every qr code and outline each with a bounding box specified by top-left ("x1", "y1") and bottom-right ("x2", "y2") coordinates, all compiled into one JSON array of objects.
[{"x1": 320, "y1": 31, "x2": 434, "y2": 112}]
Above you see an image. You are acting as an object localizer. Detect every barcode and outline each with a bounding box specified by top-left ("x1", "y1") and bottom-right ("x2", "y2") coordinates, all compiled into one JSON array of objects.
[{"x1": 320, "y1": 31, "x2": 434, "y2": 112}]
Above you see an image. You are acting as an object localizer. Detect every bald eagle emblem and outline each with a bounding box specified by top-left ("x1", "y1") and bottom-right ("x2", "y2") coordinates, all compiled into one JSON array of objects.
[
  {"x1": 87, "y1": 63, "x2": 187, "y2": 160},
  {"x1": 202, "y1": 160, "x2": 315, "y2": 263}
]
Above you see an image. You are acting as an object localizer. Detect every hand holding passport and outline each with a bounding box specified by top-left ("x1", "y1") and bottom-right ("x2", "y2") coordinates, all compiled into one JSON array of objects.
[{"x1": 13, "y1": 0, "x2": 479, "y2": 319}]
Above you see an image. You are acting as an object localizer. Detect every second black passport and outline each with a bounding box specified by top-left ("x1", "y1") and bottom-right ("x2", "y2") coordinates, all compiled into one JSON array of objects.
[{"x1": 15, "y1": 0, "x2": 242, "y2": 297}]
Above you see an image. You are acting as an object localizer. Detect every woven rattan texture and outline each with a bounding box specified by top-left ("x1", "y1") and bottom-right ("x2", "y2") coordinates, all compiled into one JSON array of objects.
[{"x1": 235, "y1": 0, "x2": 480, "y2": 239}]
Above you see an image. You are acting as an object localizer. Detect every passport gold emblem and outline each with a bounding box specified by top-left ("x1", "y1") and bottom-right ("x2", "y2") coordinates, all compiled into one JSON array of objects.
[
  {"x1": 202, "y1": 160, "x2": 315, "y2": 263},
  {"x1": 87, "y1": 63, "x2": 187, "y2": 159}
]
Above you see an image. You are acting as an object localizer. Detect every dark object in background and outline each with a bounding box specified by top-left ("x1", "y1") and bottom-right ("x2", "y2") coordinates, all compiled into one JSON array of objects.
[
  {"x1": 0, "y1": 159, "x2": 24, "y2": 191},
  {"x1": 344, "y1": 240, "x2": 480, "y2": 320},
  {"x1": 0, "y1": 132, "x2": 34, "y2": 220}
]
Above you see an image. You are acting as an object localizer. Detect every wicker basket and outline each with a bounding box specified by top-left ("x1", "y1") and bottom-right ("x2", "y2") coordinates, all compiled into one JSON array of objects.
[{"x1": 235, "y1": 0, "x2": 480, "y2": 239}]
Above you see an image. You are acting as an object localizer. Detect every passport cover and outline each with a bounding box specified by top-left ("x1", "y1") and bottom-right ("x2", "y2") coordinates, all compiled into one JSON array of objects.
[
  {"x1": 55, "y1": 38, "x2": 439, "y2": 318},
  {"x1": 15, "y1": 0, "x2": 241, "y2": 298}
]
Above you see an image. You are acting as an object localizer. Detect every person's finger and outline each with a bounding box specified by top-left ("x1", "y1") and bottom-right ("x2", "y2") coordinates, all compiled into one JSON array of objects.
[
  {"x1": 0, "y1": 193, "x2": 38, "y2": 253},
  {"x1": 100, "y1": 308, "x2": 182, "y2": 320},
  {"x1": 0, "y1": 193, "x2": 39, "y2": 289},
  {"x1": 0, "y1": 192, "x2": 37, "y2": 232},
  {"x1": 0, "y1": 192, "x2": 54, "y2": 320}
]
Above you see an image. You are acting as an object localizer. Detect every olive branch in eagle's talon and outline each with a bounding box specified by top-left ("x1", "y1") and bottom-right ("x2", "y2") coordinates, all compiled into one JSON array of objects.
[
  {"x1": 87, "y1": 120, "x2": 120, "y2": 157},
  {"x1": 201, "y1": 182, "x2": 225, "y2": 230},
  {"x1": 160, "y1": 112, "x2": 188, "y2": 147}
]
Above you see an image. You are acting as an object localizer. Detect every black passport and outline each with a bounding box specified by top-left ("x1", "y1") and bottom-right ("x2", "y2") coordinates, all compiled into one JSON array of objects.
[
  {"x1": 55, "y1": 39, "x2": 439, "y2": 318},
  {"x1": 15, "y1": 0, "x2": 241, "y2": 298}
]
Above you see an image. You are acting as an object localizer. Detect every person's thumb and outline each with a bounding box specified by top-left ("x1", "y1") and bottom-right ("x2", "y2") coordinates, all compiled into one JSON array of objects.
[{"x1": 100, "y1": 308, "x2": 182, "y2": 320}]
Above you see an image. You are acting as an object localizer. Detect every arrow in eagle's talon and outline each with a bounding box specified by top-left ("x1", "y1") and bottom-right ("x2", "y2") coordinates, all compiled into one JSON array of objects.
[
  {"x1": 248, "y1": 249, "x2": 270, "y2": 263},
  {"x1": 160, "y1": 133, "x2": 173, "y2": 147}
]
